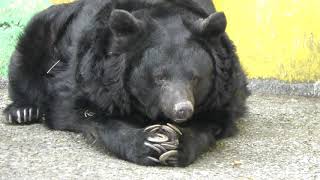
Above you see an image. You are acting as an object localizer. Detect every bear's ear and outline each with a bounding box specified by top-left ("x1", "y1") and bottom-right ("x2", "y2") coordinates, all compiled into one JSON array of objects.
[
  {"x1": 109, "y1": 9, "x2": 144, "y2": 37},
  {"x1": 185, "y1": 12, "x2": 227, "y2": 36}
]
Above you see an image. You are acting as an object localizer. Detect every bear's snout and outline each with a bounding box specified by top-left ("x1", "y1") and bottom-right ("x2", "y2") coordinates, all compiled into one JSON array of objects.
[
  {"x1": 173, "y1": 101, "x2": 194, "y2": 123},
  {"x1": 160, "y1": 82, "x2": 195, "y2": 123}
]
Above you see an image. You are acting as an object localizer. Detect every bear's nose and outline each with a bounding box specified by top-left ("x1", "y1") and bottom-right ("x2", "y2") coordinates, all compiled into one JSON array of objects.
[{"x1": 173, "y1": 101, "x2": 194, "y2": 123}]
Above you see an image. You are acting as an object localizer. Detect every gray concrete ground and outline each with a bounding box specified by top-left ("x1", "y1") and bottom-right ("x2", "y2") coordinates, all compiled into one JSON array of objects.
[
  {"x1": 248, "y1": 79, "x2": 320, "y2": 97},
  {"x1": 0, "y1": 88, "x2": 319, "y2": 180}
]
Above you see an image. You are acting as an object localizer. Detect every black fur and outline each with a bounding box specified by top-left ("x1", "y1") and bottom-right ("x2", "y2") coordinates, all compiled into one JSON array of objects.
[{"x1": 4, "y1": 0, "x2": 249, "y2": 167}]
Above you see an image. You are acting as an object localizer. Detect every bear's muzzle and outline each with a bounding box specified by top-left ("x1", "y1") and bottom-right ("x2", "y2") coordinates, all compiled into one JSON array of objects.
[{"x1": 160, "y1": 82, "x2": 195, "y2": 123}]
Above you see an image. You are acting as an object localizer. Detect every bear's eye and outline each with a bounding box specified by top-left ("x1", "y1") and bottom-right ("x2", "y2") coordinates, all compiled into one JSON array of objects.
[
  {"x1": 154, "y1": 73, "x2": 166, "y2": 83},
  {"x1": 192, "y1": 75, "x2": 200, "y2": 84},
  {"x1": 106, "y1": 51, "x2": 121, "y2": 57},
  {"x1": 153, "y1": 68, "x2": 167, "y2": 83},
  {"x1": 190, "y1": 70, "x2": 200, "y2": 85}
]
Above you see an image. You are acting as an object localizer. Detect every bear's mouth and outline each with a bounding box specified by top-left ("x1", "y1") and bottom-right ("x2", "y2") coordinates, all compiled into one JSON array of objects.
[
  {"x1": 173, "y1": 118, "x2": 189, "y2": 123},
  {"x1": 148, "y1": 111, "x2": 189, "y2": 124}
]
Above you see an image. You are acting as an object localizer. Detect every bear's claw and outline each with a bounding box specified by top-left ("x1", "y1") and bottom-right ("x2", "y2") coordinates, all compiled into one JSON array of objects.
[
  {"x1": 167, "y1": 123, "x2": 182, "y2": 135},
  {"x1": 144, "y1": 142, "x2": 163, "y2": 154},
  {"x1": 5, "y1": 107, "x2": 42, "y2": 124},
  {"x1": 144, "y1": 123, "x2": 181, "y2": 166},
  {"x1": 159, "y1": 150, "x2": 178, "y2": 165},
  {"x1": 147, "y1": 133, "x2": 169, "y2": 143}
]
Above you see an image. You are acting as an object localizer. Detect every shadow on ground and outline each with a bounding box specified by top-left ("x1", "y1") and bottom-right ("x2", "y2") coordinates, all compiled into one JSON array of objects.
[{"x1": 0, "y1": 88, "x2": 319, "y2": 179}]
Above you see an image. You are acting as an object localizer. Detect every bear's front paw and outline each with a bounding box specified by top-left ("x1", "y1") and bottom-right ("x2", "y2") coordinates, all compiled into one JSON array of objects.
[
  {"x1": 143, "y1": 123, "x2": 182, "y2": 166},
  {"x1": 3, "y1": 105, "x2": 43, "y2": 125}
]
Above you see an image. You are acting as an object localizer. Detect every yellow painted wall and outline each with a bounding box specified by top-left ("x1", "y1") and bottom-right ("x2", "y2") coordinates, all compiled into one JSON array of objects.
[
  {"x1": 51, "y1": 0, "x2": 320, "y2": 82},
  {"x1": 214, "y1": 0, "x2": 320, "y2": 82}
]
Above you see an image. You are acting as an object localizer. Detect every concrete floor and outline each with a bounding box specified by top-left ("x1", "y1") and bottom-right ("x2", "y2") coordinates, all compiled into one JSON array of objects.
[{"x1": 0, "y1": 88, "x2": 319, "y2": 180}]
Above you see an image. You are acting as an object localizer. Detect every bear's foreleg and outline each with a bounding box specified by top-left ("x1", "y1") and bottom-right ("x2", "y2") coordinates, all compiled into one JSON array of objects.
[
  {"x1": 97, "y1": 120, "x2": 219, "y2": 167},
  {"x1": 46, "y1": 99, "x2": 219, "y2": 167}
]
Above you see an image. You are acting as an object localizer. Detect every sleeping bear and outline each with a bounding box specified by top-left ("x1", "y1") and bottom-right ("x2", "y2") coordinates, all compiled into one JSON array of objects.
[{"x1": 4, "y1": 0, "x2": 249, "y2": 167}]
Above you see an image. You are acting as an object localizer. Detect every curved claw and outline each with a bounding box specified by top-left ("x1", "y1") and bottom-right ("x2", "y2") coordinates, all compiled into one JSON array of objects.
[
  {"x1": 160, "y1": 125, "x2": 177, "y2": 137},
  {"x1": 215, "y1": 128, "x2": 222, "y2": 136},
  {"x1": 144, "y1": 124, "x2": 161, "y2": 132},
  {"x1": 147, "y1": 156, "x2": 160, "y2": 164},
  {"x1": 167, "y1": 123, "x2": 183, "y2": 135},
  {"x1": 160, "y1": 142, "x2": 178, "y2": 150},
  {"x1": 29, "y1": 108, "x2": 32, "y2": 122},
  {"x1": 23, "y1": 109, "x2": 27, "y2": 122},
  {"x1": 84, "y1": 110, "x2": 96, "y2": 118},
  {"x1": 153, "y1": 144, "x2": 167, "y2": 153},
  {"x1": 144, "y1": 142, "x2": 162, "y2": 154},
  {"x1": 159, "y1": 150, "x2": 178, "y2": 165},
  {"x1": 16, "y1": 110, "x2": 21, "y2": 124},
  {"x1": 147, "y1": 133, "x2": 169, "y2": 143},
  {"x1": 7, "y1": 114, "x2": 12, "y2": 124},
  {"x1": 36, "y1": 108, "x2": 40, "y2": 119}
]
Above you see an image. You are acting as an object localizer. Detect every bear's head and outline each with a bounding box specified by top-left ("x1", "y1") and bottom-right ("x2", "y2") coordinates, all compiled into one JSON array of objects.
[{"x1": 105, "y1": 8, "x2": 233, "y2": 124}]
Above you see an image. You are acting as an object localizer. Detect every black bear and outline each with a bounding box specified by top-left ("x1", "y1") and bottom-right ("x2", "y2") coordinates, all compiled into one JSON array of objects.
[{"x1": 3, "y1": 0, "x2": 249, "y2": 166}]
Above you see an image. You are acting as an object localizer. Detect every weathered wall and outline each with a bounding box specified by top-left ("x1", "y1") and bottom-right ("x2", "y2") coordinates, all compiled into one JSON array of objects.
[{"x1": 214, "y1": 0, "x2": 320, "y2": 82}]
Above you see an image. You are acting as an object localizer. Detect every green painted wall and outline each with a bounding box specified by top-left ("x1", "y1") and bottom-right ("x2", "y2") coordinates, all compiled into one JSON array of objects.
[{"x1": 0, "y1": 0, "x2": 49, "y2": 77}]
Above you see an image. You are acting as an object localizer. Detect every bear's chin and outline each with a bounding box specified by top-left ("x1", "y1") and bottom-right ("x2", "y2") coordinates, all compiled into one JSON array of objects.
[{"x1": 173, "y1": 119, "x2": 189, "y2": 124}]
